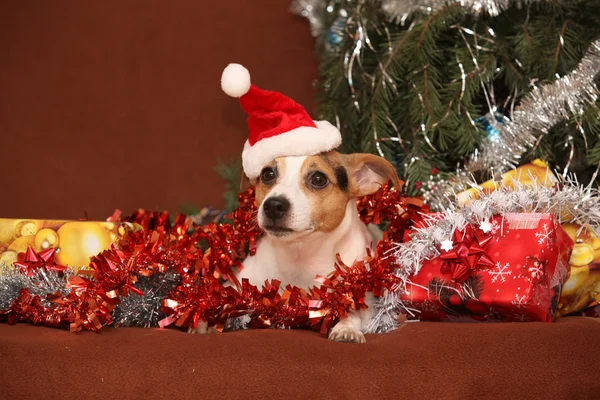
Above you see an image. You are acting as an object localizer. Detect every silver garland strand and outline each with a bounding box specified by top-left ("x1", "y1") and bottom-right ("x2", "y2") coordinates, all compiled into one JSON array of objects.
[
  {"x1": 369, "y1": 173, "x2": 600, "y2": 332},
  {"x1": 381, "y1": 0, "x2": 534, "y2": 21},
  {"x1": 0, "y1": 267, "x2": 26, "y2": 311},
  {"x1": 468, "y1": 39, "x2": 600, "y2": 175},
  {"x1": 113, "y1": 271, "x2": 180, "y2": 328},
  {"x1": 0, "y1": 265, "x2": 74, "y2": 311},
  {"x1": 0, "y1": 264, "x2": 180, "y2": 329},
  {"x1": 421, "y1": 169, "x2": 473, "y2": 211}
]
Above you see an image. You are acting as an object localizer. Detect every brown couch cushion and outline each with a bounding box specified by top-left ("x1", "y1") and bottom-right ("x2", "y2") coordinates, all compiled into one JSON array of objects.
[{"x1": 1, "y1": 317, "x2": 599, "y2": 399}]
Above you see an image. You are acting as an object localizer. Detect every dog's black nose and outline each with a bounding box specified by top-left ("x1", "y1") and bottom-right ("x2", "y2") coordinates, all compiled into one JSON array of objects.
[{"x1": 263, "y1": 196, "x2": 290, "y2": 221}]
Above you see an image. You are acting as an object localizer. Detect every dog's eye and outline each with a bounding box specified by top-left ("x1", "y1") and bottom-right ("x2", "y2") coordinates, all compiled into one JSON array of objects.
[
  {"x1": 260, "y1": 167, "x2": 277, "y2": 184},
  {"x1": 309, "y1": 171, "x2": 329, "y2": 189}
]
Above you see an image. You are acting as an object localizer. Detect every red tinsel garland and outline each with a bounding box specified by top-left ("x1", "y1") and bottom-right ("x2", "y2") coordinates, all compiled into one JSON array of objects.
[{"x1": 5, "y1": 185, "x2": 427, "y2": 333}]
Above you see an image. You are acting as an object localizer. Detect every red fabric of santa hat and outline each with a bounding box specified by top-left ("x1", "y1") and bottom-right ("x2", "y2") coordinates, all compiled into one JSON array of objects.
[{"x1": 221, "y1": 63, "x2": 342, "y2": 179}]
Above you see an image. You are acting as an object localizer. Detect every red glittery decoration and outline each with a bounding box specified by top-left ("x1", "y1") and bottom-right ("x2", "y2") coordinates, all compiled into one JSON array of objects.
[
  {"x1": 439, "y1": 225, "x2": 494, "y2": 283},
  {"x1": 14, "y1": 248, "x2": 65, "y2": 277},
  {"x1": 5, "y1": 185, "x2": 427, "y2": 334}
]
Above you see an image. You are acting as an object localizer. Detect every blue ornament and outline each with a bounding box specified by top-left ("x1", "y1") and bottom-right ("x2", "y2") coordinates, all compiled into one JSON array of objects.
[
  {"x1": 326, "y1": 12, "x2": 347, "y2": 51},
  {"x1": 474, "y1": 111, "x2": 505, "y2": 143}
]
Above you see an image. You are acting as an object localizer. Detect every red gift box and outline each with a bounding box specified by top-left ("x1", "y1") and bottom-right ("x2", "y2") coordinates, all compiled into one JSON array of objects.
[{"x1": 401, "y1": 213, "x2": 574, "y2": 322}]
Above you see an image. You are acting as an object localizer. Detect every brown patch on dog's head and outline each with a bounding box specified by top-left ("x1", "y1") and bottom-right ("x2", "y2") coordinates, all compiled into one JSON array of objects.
[
  {"x1": 299, "y1": 151, "x2": 402, "y2": 233},
  {"x1": 299, "y1": 152, "x2": 350, "y2": 233}
]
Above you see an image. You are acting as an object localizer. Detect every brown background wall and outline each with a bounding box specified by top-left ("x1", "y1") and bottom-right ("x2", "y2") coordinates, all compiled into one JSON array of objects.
[{"x1": 0, "y1": 0, "x2": 317, "y2": 220}]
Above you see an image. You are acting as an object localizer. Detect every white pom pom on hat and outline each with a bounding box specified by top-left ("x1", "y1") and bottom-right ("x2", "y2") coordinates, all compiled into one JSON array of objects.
[{"x1": 221, "y1": 63, "x2": 251, "y2": 98}]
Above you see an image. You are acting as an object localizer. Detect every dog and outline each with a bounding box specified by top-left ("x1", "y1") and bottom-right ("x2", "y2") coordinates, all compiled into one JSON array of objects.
[{"x1": 189, "y1": 150, "x2": 401, "y2": 343}]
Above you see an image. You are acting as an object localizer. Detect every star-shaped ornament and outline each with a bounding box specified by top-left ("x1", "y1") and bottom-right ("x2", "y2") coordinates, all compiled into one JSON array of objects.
[
  {"x1": 440, "y1": 239, "x2": 454, "y2": 252},
  {"x1": 480, "y1": 220, "x2": 493, "y2": 233}
]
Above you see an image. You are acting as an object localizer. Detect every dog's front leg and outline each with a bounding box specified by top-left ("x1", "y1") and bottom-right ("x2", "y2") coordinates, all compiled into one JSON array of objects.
[
  {"x1": 328, "y1": 313, "x2": 366, "y2": 343},
  {"x1": 328, "y1": 293, "x2": 375, "y2": 343}
]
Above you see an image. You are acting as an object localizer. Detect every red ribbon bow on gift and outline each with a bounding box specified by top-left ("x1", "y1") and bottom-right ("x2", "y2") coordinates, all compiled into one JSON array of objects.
[
  {"x1": 14, "y1": 247, "x2": 66, "y2": 277},
  {"x1": 439, "y1": 225, "x2": 494, "y2": 283}
]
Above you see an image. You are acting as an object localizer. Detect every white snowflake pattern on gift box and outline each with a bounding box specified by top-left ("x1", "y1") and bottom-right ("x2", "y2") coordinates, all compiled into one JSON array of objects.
[
  {"x1": 488, "y1": 262, "x2": 512, "y2": 283},
  {"x1": 534, "y1": 223, "x2": 554, "y2": 247},
  {"x1": 511, "y1": 293, "x2": 528, "y2": 309},
  {"x1": 519, "y1": 256, "x2": 547, "y2": 283},
  {"x1": 528, "y1": 261, "x2": 544, "y2": 281}
]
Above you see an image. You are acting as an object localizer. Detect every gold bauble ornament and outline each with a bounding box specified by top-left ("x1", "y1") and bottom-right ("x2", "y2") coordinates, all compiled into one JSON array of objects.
[
  {"x1": 562, "y1": 223, "x2": 600, "y2": 249},
  {"x1": 0, "y1": 250, "x2": 18, "y2": 267},
  {"x1": 8, "y1": 235, "x2": 35, "y2": 254},
  {"x1": 55, "y1": 222, "x2": 112, "y2": 267},
  {"x1": 0, "y1": 219, "x2": 42, "y2": 243},
  {"x1": 561, "y1": 223, "x2": 578, "y2": 239},
  {"x1": 569, "y1": 244, "x2": 595, "y2": 267},
  {"x1": 17, "y1": 221, "x2": 40, "y2": 237},
  {"x1": 34, "y1": 228, "x2": 60, "y2": 251},
  {"x1": 561, "y1": 265, "x2": 590, "y2": 296}
]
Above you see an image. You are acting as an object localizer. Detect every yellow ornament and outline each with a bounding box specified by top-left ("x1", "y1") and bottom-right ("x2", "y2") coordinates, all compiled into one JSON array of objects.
[
  {"x1": 569, "y1": 244, "x2": 595, "y2": 267},
  {"x1": 0, "y1": 250, "x2": 18, "y2": 267},
  {"x1": 0, "y1": 219, "x2": 42, "y2": 243},
  {"x1": 561, "y1": 265, "x2": 591, "y2": 296},
  {"x1": 55, "y1": 222, "x2": 112, "y2": 267},
  {"x1": 34, "y1": 228, "x2": 60, "y2": 251},
  {"x1": 562, "y1": 223, "x2": 600, "y2": 249},
  {"x1": 17, "y1": 221, "x2": 39, "y2": 237},
  {"x1": 8, "y1": 235, "x2": 35, "y2": 253}
]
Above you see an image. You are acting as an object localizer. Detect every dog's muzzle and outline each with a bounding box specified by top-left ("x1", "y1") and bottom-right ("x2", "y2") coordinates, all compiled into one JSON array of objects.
[{"x1": 263, "y1": 196, "x2": 290, "y2": 222}]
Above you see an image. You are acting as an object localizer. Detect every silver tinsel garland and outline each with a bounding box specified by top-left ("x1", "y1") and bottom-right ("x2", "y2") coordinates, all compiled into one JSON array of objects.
[
  {"x1": 0, "y1": 265, "x2": 181, "y2": 328},
  {"x1": 369, "y1": 174, "x2": 600, "y2": 332},
  {"x1": 0, "y1": 265, "x2": 74, "y2": 311},
  {"x1": 469, "y1": 39, "x2": 600, "y2": 175},
  {"x1": 381, "y1": 0, "x2": 535, "y2": 21},
  {"x1": 113, "y1": 271, "x2": 180, "y2": 328}
]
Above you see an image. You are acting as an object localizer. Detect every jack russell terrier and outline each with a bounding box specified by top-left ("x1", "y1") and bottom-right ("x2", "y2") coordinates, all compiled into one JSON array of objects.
[{"x1": 189, "y1": 64, "x2": 401, "y2": 343}]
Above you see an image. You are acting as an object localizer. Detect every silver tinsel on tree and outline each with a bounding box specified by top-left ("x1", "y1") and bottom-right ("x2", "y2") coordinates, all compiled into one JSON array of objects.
[
  {"x1": 292, "y1": 0, "x2": 600, "y2": 211},
  {"x1": 381, "y1": 0, "x2": 537, "y2": 21},
  {"x1": 468, "y1": 39, "x2": 600, "y2": 175}
]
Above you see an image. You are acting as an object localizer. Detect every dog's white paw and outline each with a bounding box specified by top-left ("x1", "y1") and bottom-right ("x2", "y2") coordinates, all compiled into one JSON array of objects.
[
  {"x1": 187, "y1": 320, "x2": 218, "y2": 334},
  {"x1": 328, "y1": 324, "x2": 366, "y2": 343}
]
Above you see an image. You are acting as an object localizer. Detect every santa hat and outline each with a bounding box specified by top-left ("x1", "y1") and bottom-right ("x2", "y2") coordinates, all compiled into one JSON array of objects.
[{"x1": 221, "y1": 63, "x2": 342, "y2": 179}]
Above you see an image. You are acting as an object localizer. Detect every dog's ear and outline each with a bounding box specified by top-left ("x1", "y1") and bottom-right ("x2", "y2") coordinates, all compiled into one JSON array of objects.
[
  {"x1": 345, "y1": 153, "x2": 403, "y2": 197},
  {"x1": 240, "y1": 172, "x2": 253, "y2": 192}
]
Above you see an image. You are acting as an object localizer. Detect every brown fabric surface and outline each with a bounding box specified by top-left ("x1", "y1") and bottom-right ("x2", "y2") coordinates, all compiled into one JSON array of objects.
[
  {"x1": 0, "y1": 0, "x2": 316, "y2": 220},
  {"x1": 1, "y1": 318, "x2": 599, "y2": 400}
]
